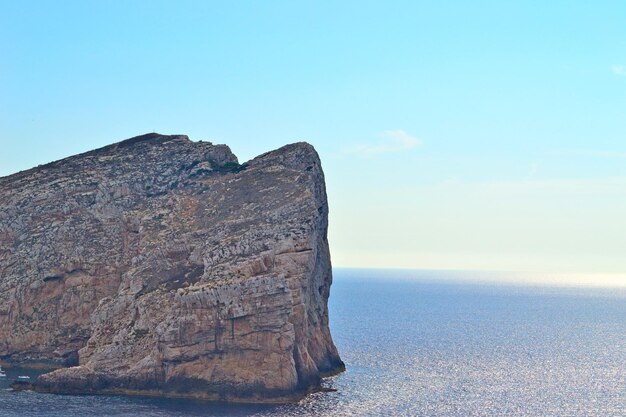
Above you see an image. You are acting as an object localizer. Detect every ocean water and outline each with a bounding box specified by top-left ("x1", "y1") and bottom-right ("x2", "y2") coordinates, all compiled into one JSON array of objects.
[{"x1": 1, "y1": 269, "x2": 624, "y2": 416}]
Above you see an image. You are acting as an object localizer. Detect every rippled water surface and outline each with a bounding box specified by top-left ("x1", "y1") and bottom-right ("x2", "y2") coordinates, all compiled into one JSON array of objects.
[{"x1": 1, "y1": 269, "x2": 625, "y2": 416}]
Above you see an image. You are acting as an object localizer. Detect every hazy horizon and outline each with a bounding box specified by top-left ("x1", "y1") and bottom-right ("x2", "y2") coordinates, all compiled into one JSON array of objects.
[
  {"x1": 332, "y1": 267, "x2": 626, "y2": 289},
  {"x1": 2, "y1": 1, "x2": 625, "y2": 283}
]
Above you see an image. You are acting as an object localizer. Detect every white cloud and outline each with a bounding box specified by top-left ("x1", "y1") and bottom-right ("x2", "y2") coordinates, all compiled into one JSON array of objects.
[
  {"x1": 526, "y1": 161, "x2": 539, "y2": 179},
  {"x1": 551, "y1": 149, "x2": 626, "y2": 159},
  {"x1": 611, "y1": 64, "x2": 626, "y2": 76},
  {"x1": 344, "y1": 129, "x2": 422, "y2": 157},
  {"x1": 585, "y1": 150, "x2": 626, "y2": 158}
]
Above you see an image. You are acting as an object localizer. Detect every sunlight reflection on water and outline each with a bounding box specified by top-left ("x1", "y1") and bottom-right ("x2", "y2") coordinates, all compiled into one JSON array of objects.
[{"x1": 1, "y1": 269, "x2": 624, "y2": 416}]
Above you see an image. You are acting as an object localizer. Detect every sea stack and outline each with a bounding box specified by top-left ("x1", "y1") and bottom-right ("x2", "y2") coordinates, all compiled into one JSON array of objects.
[{"x1": 0, "y1": 133, "x2": 344, "y2": 402}]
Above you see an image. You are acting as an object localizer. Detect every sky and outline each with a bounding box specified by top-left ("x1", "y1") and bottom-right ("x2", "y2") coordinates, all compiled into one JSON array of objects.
[{"x1": 1, "y1": 1, "x2": 626, "y2": 285}]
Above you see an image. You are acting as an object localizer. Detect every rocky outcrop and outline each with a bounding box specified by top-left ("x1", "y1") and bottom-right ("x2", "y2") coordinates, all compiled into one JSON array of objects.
[{"x1": 0, "y1": 133, "x2": 344, "y2": 402}]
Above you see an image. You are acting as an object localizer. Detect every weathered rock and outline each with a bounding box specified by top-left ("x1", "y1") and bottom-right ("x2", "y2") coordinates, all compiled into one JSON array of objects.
[{"x1": 0, "y1": 133, "x2": 344, "y2": 402}]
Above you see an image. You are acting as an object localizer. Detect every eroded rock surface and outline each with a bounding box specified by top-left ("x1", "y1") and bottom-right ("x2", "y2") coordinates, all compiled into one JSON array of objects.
[{"x1": 0, "y1": 133, "x2": 343, "y2": 401}]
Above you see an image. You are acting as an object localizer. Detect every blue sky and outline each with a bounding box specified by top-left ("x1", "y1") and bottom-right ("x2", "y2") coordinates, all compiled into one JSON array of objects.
[{"x1": 1, "y1": 1, "x2": 626, "y2": 282}]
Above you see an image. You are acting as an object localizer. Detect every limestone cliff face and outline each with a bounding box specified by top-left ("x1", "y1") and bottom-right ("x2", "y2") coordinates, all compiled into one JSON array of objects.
[{"x1": 0, "y1": 133, "x2": 343, "y2": 401}]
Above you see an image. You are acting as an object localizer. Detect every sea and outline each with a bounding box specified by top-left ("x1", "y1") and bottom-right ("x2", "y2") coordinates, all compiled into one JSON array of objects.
[{"x1": 1, "y1": 269, "x2": 624, "y2": 417}]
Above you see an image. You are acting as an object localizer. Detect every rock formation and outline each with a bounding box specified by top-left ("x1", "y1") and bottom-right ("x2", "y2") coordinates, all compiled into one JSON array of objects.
[{"x1": 0, "y1": 133, "x2": 344, "y2": 402}]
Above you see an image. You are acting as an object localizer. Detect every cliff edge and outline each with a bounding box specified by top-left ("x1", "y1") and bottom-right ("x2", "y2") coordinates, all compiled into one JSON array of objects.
[{"x1": 0, "y1": 133, "x2": 344, "y2": 402}]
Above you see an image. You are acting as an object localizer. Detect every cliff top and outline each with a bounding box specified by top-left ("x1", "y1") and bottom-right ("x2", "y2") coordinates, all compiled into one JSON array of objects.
[
  {"x1": 1, "y1": 133, "x2": 319, "y2": 184},
  {"x1": 1, "y1": 133, "x2": 198, "y2": 182}
]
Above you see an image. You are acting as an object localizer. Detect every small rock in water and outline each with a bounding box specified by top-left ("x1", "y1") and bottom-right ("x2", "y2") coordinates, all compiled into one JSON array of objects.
[{"x1": 10, "y1": 380, "x2": 34, "y2": 391}]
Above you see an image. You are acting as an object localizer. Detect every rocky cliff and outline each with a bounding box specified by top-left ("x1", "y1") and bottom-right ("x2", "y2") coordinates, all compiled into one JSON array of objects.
[{"x1": 0, "y1": 133, "x2": 344, "y2": 402}]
